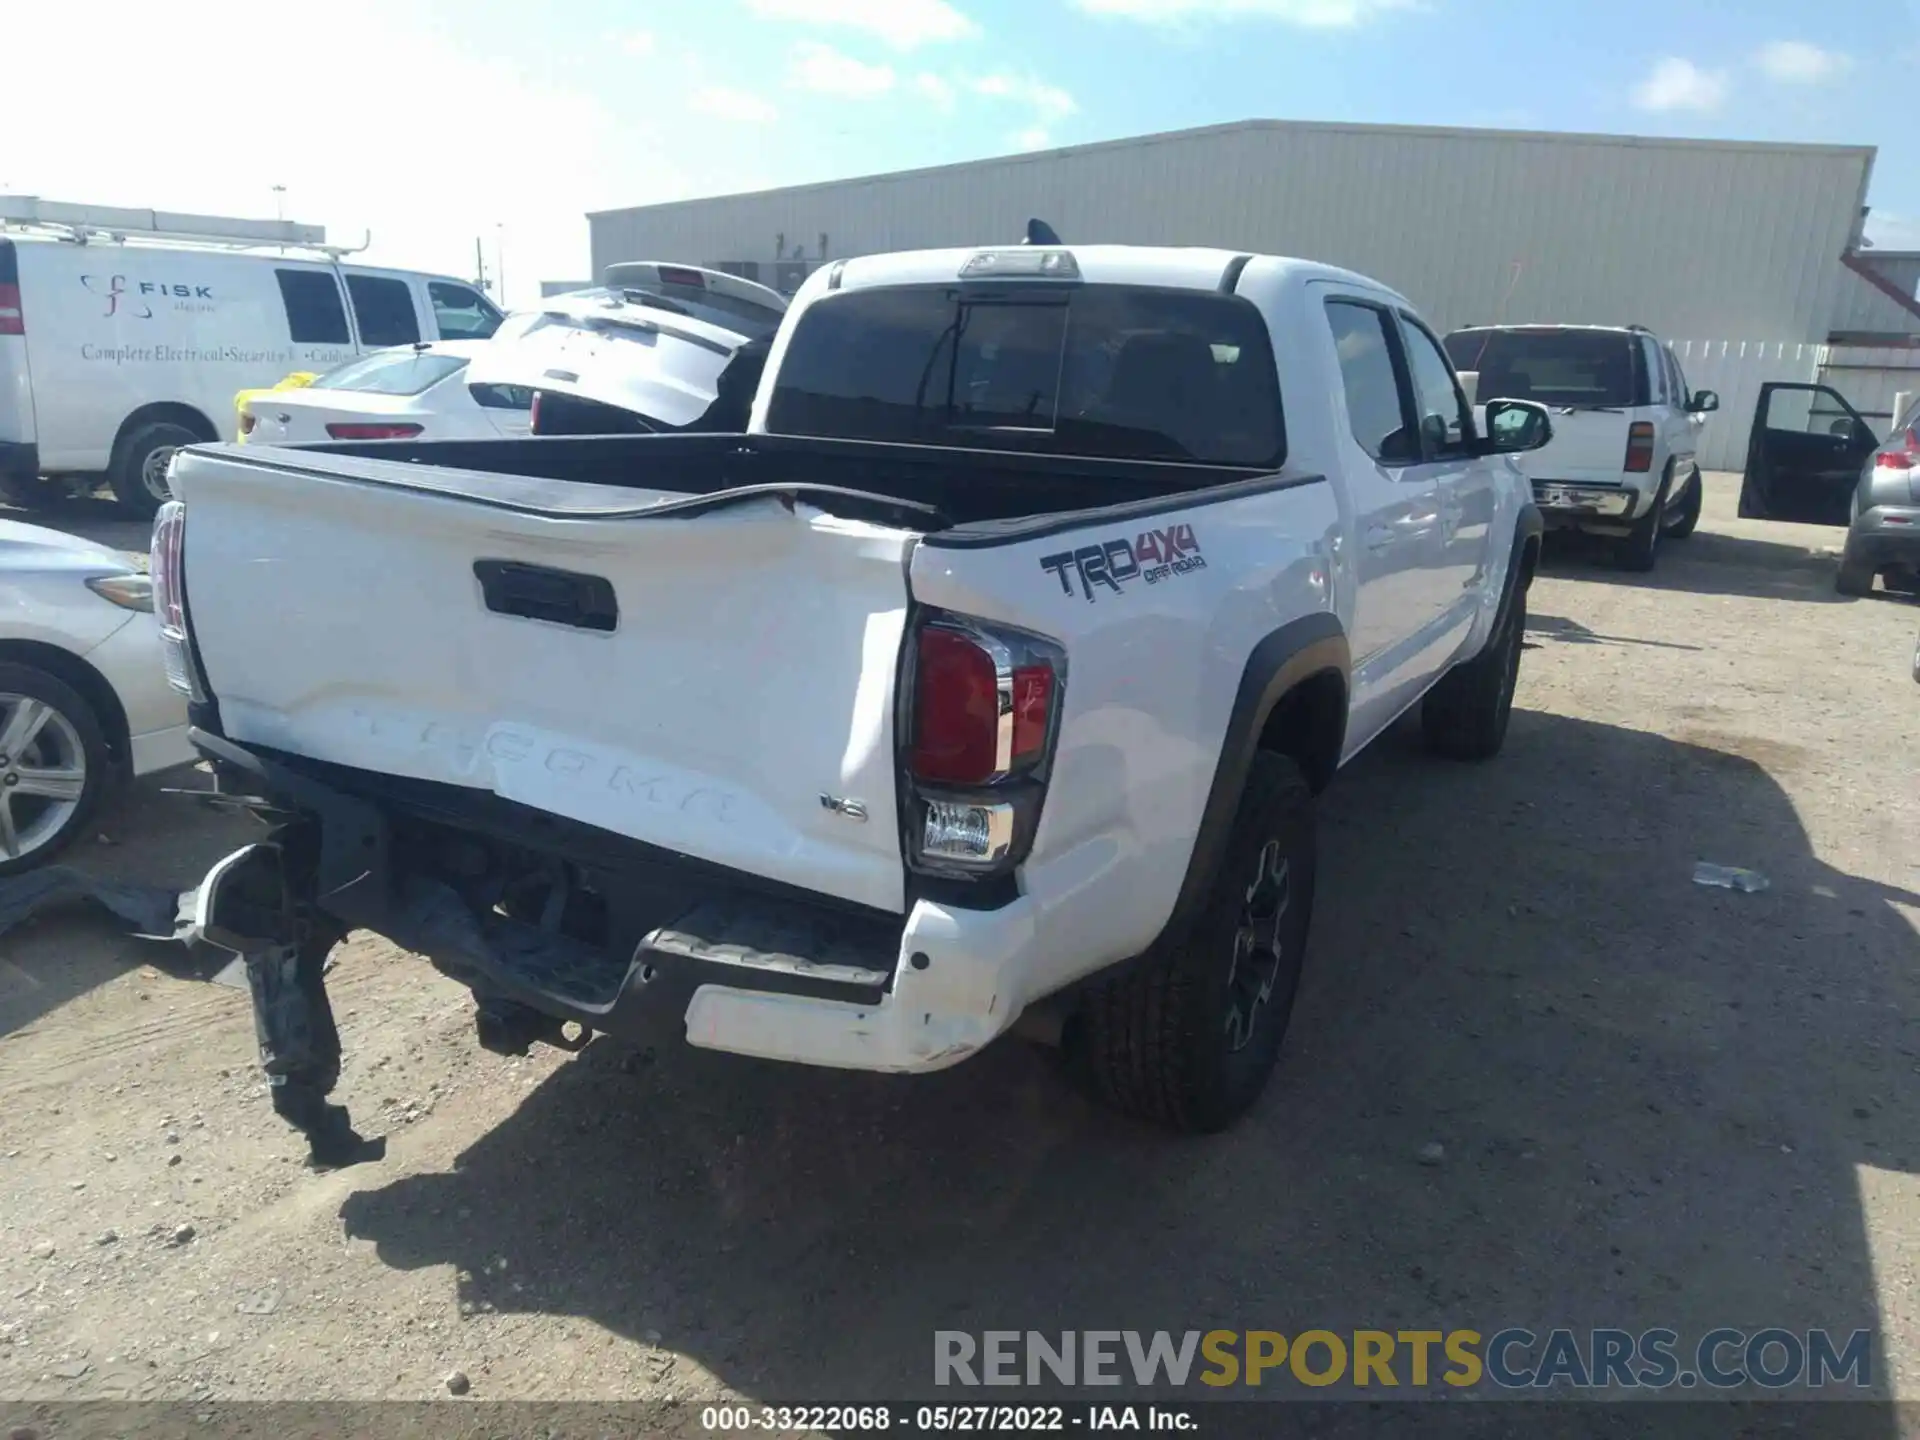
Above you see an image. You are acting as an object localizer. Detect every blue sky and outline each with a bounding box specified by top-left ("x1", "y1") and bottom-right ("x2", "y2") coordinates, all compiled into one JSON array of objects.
[{"x1": 10, "y1": 0, "x2": 1916, "y2": 304}]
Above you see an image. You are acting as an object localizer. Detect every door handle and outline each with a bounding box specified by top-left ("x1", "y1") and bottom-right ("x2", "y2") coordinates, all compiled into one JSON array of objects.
[{"x1": 1365, "y1": 525, "x2": 1396, "y2": 552}]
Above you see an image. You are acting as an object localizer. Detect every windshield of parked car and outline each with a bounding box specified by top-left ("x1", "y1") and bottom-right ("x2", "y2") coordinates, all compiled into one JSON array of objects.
[
  {"x1": 766, "y1": 284, "x2": 1285, "y2": 467},
  {"x1": 1443, "y1": 328, "x2": 1642, "y2": 409},
  {"x1": 309, "y1": 350, "x2": 468, "y2": 396}
]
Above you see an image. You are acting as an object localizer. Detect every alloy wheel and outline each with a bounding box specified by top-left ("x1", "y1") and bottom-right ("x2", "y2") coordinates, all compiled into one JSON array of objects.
[
  {"x1": 0, "y1": 693, "x2": 88, "y2": 862},
  {"x1": 1222, "y1": 838, "x2": 1293, "y2": 1052}
]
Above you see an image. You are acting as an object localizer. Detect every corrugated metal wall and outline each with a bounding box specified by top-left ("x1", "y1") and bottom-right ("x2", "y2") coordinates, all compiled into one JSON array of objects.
[
  {"x1": 1829, "y1": 254, "x2": 1920, "y2": 337},
  {"x1": 1670, "y1": 340, "x2": 1823, "y2": 471},
  {"x1": 590, "y1": 121, "x2": 1873, "y2": 341},
  {"x1": 1668, "y1": 340, "x2": 1920, "y2": 471}
]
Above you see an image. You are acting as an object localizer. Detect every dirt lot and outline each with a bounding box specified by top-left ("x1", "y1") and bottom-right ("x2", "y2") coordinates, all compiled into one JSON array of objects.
[{"x1": 0, "y1": 475, "x2": 1916, "y2": 1416}]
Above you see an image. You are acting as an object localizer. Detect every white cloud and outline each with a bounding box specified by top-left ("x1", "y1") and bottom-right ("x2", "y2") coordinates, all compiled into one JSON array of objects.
[
  {"x1": 747, "y1": 0, "x2": 976, "y2": 48},
  {"x1": 1011, "y1": 128, "x2": 1053, "y2": 152},
  {"x1": 916, "y1": 72, "x2": 958, "y2": 109},
  {"x1": 790, "y1": 41, "x2": 898, "y2": 97},
  {"x1": 969, "y1": 73, "x2": 1077, "y2": 120},
  {"x1": 621, "y1": 30, "x2": 657, "y2": 56},
  {"x1": 693, "y1": 85, "x2": 779, "y2": 122},
  {"x1": 1756, "y1": 40, "x2": 1850, "y2": 84},
  {"x1": 1071, "y1": 0, "x2": 1413, "y2": 26},
  {"x1": 1632, "y1": 56, "x2": 1729, "y2": 112}
]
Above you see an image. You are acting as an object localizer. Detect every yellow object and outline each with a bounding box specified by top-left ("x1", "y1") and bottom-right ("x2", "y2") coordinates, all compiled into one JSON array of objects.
[{"x1": 233, "y1": 371, "x2": 321, "y2": 442}]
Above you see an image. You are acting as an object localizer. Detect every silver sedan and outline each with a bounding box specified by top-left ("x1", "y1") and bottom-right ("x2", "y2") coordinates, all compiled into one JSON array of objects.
[
  {"x1": 1838, "y1": 393, "x2": 1920, "y2": 596},
  {"x1": 0, "y1": 520, "x2": 192, "y2": 871}
]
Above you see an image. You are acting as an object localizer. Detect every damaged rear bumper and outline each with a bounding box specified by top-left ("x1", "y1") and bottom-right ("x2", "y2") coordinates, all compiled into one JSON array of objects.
[{"x1": 184, "y1": 730, "x2": 1039, "y2": 1140}]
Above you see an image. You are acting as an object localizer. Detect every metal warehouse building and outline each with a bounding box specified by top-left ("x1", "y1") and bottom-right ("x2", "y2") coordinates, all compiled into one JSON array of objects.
[{"x1": 588, "y1": 119, "x2": 1920, "y2": 467}]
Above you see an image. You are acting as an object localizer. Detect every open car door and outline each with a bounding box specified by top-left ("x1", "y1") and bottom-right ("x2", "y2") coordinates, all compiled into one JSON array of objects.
[{"x1": 1739, "y1": 382, "x2": 1879, "y2": 525}]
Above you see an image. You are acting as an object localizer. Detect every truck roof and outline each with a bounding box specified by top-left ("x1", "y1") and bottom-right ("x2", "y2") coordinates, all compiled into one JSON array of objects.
[{"x1": 823, "y1": 244, "x2": 1405, "y2": 302}]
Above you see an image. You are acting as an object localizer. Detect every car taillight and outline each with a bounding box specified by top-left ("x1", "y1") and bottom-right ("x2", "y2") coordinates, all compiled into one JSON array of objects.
[
  {"x1": 1624, "y1": 421, "x2": 1655, "y2": 473},
  {"x1": 0, "y1": 282, "x2": 22, "y2": 337},
  {"x1": 905, "y1": 616, "x2": 1063, "y2": 875},
  {"x1": 326, "y1": 422, "x2": 423, "y2": 440},
  {"x1": 1874, "y1": 426, "x2": 1919, "y2": 471},
  {"x1": 150, "y1": 501, "x2": 205, "y2": 701},
  {"x1": 656, "y1": 266, "x2": 706, "y2": 289}
]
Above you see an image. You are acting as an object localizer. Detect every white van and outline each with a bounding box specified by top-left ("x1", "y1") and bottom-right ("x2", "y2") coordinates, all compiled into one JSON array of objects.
[{"x1": 0, "y1": 199, "x2": 505, "y2": 516}]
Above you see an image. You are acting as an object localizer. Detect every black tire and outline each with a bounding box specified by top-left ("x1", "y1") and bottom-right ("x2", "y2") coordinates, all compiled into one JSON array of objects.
[
  {"x1": 1615, "y1": 470, "x2": 1672, "y2": 572},
  {"x1": 1664, "y1": 466, "x2": 1702, "y2": 540},
  {"x1": 1077, "y1": 753, "x2": 1316, "y2": 1133},
  {"x1": 1835, "y1": 545, "x2": 1875, "y2": 597},
  {"x1": 0, "y1": 662, "x2": 112, "y2": 877},
  {"x1": 109, "y1": 420, "x2": 201, "y2": 519},
  {"x1": 1422, "y1": 584, "x2": 1526, "y2": 761}
]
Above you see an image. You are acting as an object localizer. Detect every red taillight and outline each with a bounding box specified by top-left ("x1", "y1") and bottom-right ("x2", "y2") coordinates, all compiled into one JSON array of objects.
[
  {"x1": 912, "y1": 628, "x2": 1001, "y2": 784},
  {"x1": 0, "y1": 283, "x2": 23, "y2": 337},
  {"x1": 150, "y1": 501, "x2": 200, "y2": 698},
  {"x1": 151, "y1": 503, "x2": 185, "y2": 634},
  {"x1": 326, "y1": 422, "x2": 423, "y2": 440},
  {"x1": 1624, "y1": 421, "x2": 1655, "y2": 473},
  {"x1": 905, "y1": 615, "x2": 1063, "y2": 876},
  {"x1": 657, "y1": 266, "x2": 707, "y2": 289},
  {"x1": 910, "y1": 623, "x2": 1059, "y2": 786},
  {"x1": 1874, "y1": 427, "x2": 1919, "y2": 470}
]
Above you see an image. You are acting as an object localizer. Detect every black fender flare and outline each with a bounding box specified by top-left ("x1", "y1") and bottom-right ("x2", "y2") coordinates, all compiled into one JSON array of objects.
[{"x1": 1148, "y1": 610, "x2": 1350, "y2": 956}]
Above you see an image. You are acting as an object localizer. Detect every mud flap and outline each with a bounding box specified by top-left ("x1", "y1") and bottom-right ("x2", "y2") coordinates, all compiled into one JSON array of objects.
[{"x1": 187, "y1": 842, "x2": 385, "y2": 1169}]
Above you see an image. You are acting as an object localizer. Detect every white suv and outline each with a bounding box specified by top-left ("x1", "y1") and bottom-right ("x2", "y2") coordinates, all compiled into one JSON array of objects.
[{"x1": 1445, "y1": 324, "x2": 1719, "y2": 570}]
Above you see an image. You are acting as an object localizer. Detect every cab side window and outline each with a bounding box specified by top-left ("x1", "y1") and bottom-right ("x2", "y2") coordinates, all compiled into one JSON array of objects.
[
  {"x1": 1397, "y1": 313, "x2": 1472, "y2": 459},
  {"x1": 1325, "y1": 300, "x2": 1418, "y2": 464}
]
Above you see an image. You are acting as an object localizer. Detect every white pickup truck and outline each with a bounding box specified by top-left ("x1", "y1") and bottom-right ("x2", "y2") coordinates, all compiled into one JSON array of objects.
[{"x1": 156, "y1": 243, "x2": 1549, "y2": 1162}]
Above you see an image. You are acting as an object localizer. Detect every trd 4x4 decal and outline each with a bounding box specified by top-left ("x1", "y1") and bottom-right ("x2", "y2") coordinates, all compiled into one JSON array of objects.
[{"x1": 1039, "y1": 524, "x2": 1207, "y2": 602}]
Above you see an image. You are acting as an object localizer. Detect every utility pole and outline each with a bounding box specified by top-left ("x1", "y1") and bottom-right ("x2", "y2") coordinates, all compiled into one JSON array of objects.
[
  {"x1": 495, "y1": 223, "x2": 507, "y2": 308},
  {"x1": 271, "y1": 185, "x2": 286, "y2": 222},
  {"x1": 474, "y1": 236, "x2": 490, "y2": 295}
]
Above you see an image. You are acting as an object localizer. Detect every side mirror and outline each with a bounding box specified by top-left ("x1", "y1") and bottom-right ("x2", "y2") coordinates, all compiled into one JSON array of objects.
[
  {"x1": 1482, "y1": 399, "x2": 1553, "y2": 455},
  {"x1": 1690, "y1": 389, "x2": 1720, "y2": 414}
]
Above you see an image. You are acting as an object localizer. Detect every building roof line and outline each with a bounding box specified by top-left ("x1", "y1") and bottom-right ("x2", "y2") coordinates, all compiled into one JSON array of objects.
[{"x1": 588, "y1": 117, "x2": 1878, "y2": 221}]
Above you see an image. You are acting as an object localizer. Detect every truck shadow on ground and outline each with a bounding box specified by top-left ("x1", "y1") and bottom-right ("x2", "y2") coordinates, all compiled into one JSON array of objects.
[
  {"x1": 338, "y1": 710, "x2": 1918, "y2": 1428},
  {"x1": 1539, "y1": 528, "x2": 1871, "y2": 605},
  {"x1": 0, "y1": 770, "x2": 252, "y2": 1039}
]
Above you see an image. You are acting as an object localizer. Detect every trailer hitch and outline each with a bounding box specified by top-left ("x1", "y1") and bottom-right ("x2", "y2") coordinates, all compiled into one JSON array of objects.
[{"x1": 186, "y1": 841, "x2": 385, "y2": 1169}]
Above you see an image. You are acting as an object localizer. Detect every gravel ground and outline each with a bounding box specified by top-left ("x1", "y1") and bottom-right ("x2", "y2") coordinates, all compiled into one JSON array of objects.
[{"x1": 0, "y1": 473, "x2": 1916, "y2": 1421}]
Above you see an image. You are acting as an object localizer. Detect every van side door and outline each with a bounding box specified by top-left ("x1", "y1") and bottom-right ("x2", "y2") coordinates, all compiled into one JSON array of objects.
[
  {"x1": 341, "y1": 271, "x2": 425, "y2": 350},
  {"x1": 272, "y1": 267, "x2": 357, "y2": 372}
]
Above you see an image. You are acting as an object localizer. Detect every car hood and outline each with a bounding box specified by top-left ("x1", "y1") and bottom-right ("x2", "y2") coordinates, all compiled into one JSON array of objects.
[
  {"x1": 466, "y1": 300, "x2": 750, "y2": 428},
  {"x1": 0, "y1": 519, "x2": 137, "y2": 575}
]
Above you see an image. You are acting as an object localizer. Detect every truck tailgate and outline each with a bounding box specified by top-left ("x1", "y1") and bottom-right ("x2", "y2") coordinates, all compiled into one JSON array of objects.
[
  {"x1": 1517, "y1": 409, "x2": 1630, "y2": 484},
  {"x1": 174, "y1": 447, "x2": 915, "y2": 913}
]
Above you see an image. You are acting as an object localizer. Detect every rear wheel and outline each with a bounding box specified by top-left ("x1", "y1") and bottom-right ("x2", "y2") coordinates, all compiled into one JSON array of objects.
[
  {"x1": 1076, "y1": 752, "x2": 1316, "y2": 1133},
  {"x1": 1616, "y1": 471, "x2": 1672, "y2": 572},
  {"x1": 0, "y1": 663, "x2": 111, "y2": 876},
  {"x1": 1835, "y1": 544, "x2": 1876, "y2": 597},
  {"x1": 1422, "y1": 582, "x2": 1525, "y2": 760},
  {"x1": 1664, "y1": 466, "x2": 1702, "y2": 539},
  {"x1": 109, "y1": 420, "x2": 201, "y2": 519}
]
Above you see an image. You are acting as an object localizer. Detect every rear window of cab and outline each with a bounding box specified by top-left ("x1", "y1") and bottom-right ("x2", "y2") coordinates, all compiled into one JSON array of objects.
[{"x1": 766, "y1": 284, "x2": 1285, "y2": 468}]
